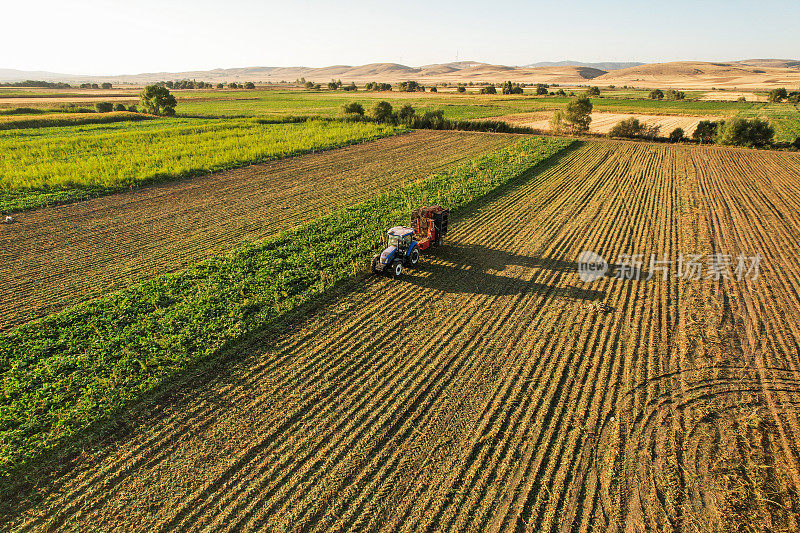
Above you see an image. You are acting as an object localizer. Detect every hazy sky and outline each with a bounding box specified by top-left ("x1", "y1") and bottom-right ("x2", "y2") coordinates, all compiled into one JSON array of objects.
[{"x1": 3, "y1": 0, "x2": 799, "y2": 74}]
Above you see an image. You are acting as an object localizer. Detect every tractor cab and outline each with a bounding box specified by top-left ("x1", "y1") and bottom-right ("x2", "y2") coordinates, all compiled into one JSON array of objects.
[
  {"x1": 371, "y1": 226, "x2": 420, "y2": 277},
  {"x1": 387, "y1": 226, "x2": 414, "y2": 251}
]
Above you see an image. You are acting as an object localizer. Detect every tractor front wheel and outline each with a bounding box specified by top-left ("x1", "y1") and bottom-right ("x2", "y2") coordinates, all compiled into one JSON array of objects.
[
  {"x1": 391, "y1": 261, "x2": 403, "y2": 278},
  {"x1": 409, "y1": 248, "x2": 420, "y2": 267}
]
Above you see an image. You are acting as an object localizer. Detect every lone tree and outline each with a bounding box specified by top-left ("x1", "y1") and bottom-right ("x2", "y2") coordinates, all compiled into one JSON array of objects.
[
  {"x1": 139, "y1": 85, "x2": 177, "y2": 116},
  {"x1": 768, "y1": 88, "x2": 788, "y2": 102},
  {"x1": 479, "y1": 85, "x2": 497, "y2": 94},
  {"x1": 586, "y1": 86, "x2": 600, "y2": 96},
  {"x1": 244, "y1": 82, "x2": 255, "y2": 89},
  {"x1": 456, "y1": 86, "x2": 466, "y2": 93},
  {"x1": 535, "y1": 83, "x2": 549, "y2": 95},
  {"x1": 649, "y1": 89, "x2": 664, "y2": 100},
  {"x1": 372, "y1": 101, "x2": 394, "y2": 122},
  {"x1": 95, "y1": 102, "x2": 114, "y2": 113},
  {"x1": 101, "y1": 82, "x2": 112, "y2": 89},
  {"x1": 551, "y1": 96, "x2": 593, "y2": 133}
]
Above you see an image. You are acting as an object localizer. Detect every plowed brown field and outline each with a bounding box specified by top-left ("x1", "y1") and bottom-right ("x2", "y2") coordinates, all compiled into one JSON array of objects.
[
  {"x1": 6, "y1": 141, "x2": 800, "y2": 532},
  {"x1": 0, "y1": 130, "x2": 519, "y2": 330}
]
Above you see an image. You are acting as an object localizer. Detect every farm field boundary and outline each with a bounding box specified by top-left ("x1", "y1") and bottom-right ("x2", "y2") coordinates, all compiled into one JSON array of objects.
[{"x1": 0, "y1": 136, "x2": 574, "y2": 493}]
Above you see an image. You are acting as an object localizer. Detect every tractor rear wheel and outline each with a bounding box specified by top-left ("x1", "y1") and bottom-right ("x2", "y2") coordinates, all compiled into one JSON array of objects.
[
  {"x1": 409, "y1": 248, "x2": 420, "y2": 267},
  {"x1": 391, "y1": 261, "x2": 403, "y2": 278},
  {"x1": 371, "y1": 254, "x2": 381, "y2": 273}
]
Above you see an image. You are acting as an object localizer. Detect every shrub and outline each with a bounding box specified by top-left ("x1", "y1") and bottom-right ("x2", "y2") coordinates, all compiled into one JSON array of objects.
[
  {"x1": 372, "y1": 101, "x2": 394, "y2": 122},
  {"x1": 341, "y1": 102, "x2": 364, "y2": 116},
  {"x1": 716, "y1": 117, "x2": 774, "y2": 147},
  {"x1": 556, "y1": 89, "x2": 567, "y2": 96},
  {"x1": 767, "y1": 88, "x2": 788, "y2": 102},
  {"x1": 398, "y1": 80, "x2": 422, "y2": 92},
  {"x1": 365, "y1": 82, "x2": 392, "y2": 91},
  {"x1": 669, "y1": 127, "x2": 685, "y2": 142},
  {"x1": 244, "y1": 82, "x2": 255, "y2": 89},
  {"x1": 95, "y1": 102, "x2": 114, "y2": 113},
  {"x1": 100, "y1": 82, "x2": 112, "y2": 89},
  {"x1": 327, "y1": 81, "x2": 338, "y2": 90},
  {"x1": 794, "y1": 137, "x2": 800, "y2": 149},
  {"x1": 418, "y1": 110, "x2": 445, "y2": 128},
  {"x1": 692, "y1": 120, "x2": 721, "y2": 144},
  {"x1": 649, "y1": 89, "x2": 664, "y2": 100},
  {"x1": 128, "y1": 104, "x2": 137, "y2": 113},
  {"x1": 397, "y1": 104, "x2": 415, "y2": 122},
  {"x1": 479, "y1": 85, "x2": 497, "y2": 94},
  {"x1": 609, "y1": 117, "x2": 644, "y2": 138},
  {"x1": 502, "y1": 82, "x2": 523, "y2": 95},
  {"x1": 139, "y1": 85, "x2": 177, "y2": 116},
  {"x1": 665, "y1": 89, "x2": 686, "y2": 101},
  {"x1": 216, "y1": 83, "x2": 224, "y2": 89},
  {"x1": 304, "y1": 81, "x2": 315, "y2": 89},
  {"x1": 586, "y1": 86, "x2": 600, "y2": 96},
  {"x1": 535, "y1": 84, "x2": 549, "y2": 95},
  {"x1": 342, "y1": 82, "x2": 357, "y2": 91},
  {"x1": 457, "y1": 86, "x2": 466, "y2": 93},
  {"x1": 737, "y1": 96, "x2": 747, "y2": 102},
  {"x1": 113, "y1": 103, "x2": 127, "y2": 111}
]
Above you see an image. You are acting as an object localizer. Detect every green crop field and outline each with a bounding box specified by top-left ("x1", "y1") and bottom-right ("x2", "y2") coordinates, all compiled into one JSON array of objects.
[
  {"x1": 173, "y1": 88, "x2": 752, "y2": 120},
  {"x1": 735, "y1": 102, "x2": 800, "y2": 142},
  {"x1": 0, "y1": 118, "x2": 404, "y2": 212}
]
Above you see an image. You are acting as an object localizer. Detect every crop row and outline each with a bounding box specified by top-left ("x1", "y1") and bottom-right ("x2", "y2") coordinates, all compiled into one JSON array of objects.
[{"x1": 0, "y1": 136, "x2": 574, "y2": 487}]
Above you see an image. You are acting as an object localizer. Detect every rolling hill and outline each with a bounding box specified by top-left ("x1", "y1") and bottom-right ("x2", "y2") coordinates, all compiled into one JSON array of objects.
[
  {"x1": 3, "y1": 60, "x2": 800, "y2": 89},
  {"x1": 596, "y1": 60, "x2": 800, "y2": 89}
]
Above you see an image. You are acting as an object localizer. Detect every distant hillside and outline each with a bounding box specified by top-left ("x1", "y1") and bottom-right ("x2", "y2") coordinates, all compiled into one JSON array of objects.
[
  {"x1": 596, "y1": 61, "x2": 800, "y2": 89},
  {"x1": 0, "y1": 68, "x2": 78, "y2": 82},
  {"x1": 0, "y1": 62, "x2": 608, "y2": 85},
  {"x1": 524, "y1": 61, "x2": 644, "y2": 71},
  {"x1": 3, "y1": 60, "x2": 800, "y2": 88},
  {"x1": 736, "y1": 59, "x2": 800, "y2": 69}
]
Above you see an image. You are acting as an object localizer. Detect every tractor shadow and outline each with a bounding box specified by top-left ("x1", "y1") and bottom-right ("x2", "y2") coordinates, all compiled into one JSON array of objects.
[{"x1": 402, "y1": 243, "x2": 608, "y2": 300}]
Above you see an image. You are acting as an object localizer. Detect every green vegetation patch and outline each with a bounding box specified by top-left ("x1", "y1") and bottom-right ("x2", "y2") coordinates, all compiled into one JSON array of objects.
[
  {"x1": 0, "y1": 118, "x2": 403, "y2": 212},
  {"x1": 0, "y1": 111, "x2": 151, "y2": 131},
  {"x1": 0, "y1": 136, "x2": 574, "y2": 485}
]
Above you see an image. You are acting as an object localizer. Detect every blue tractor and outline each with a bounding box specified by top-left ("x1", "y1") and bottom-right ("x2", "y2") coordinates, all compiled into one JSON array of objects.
[{"x1": 371, "y1": 226, "x2": 421, "y2": 277}]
